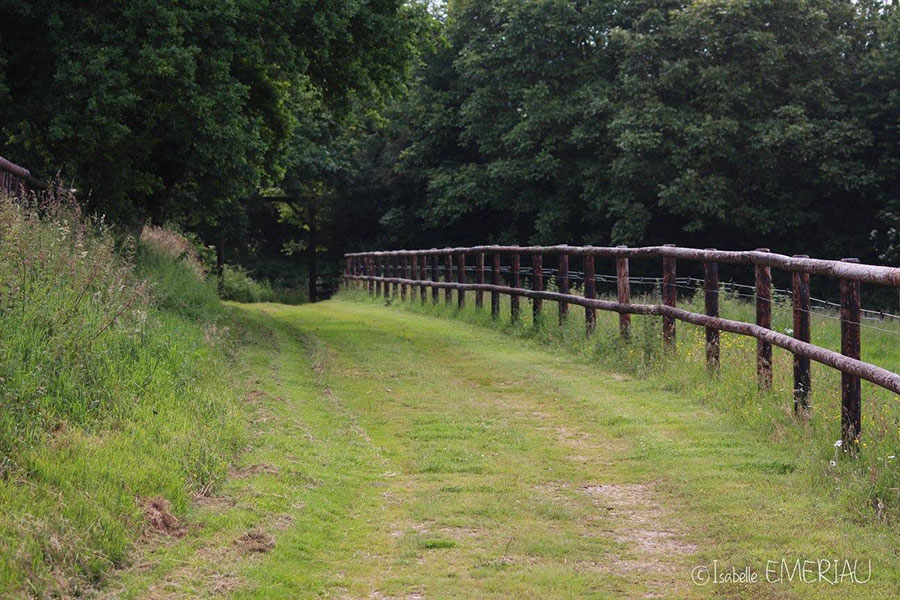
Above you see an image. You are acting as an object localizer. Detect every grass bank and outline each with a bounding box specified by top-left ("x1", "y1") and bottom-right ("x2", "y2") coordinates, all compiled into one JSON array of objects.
[{"x1": 0, "y1": 197, "x2": 244, "y2": 597}]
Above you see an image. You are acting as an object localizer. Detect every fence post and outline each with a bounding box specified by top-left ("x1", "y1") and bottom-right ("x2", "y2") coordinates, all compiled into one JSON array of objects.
[
  {"x1": 431, "y1": 254, "x2": 440, "y2": 304},
  {"x1": 792, "y1": 256, "x2": 811, "y2": 411},
  {"x1": 376, "y1": 256, "x2": 383, "y2": 297},
  {"x1": 662, "y1": 246, "x2": 676, "y2": 352},
  {"x1": 476, "y1": 253, "x2": 485, "y2": 308},
  {"x1": 703, "y1": 252, "x2": 719, "y2": 372},
  {"x1": 616, "y1": 248, "x2": 631, "y2": 341},
  {"x1": 457, "y1": 253, "x2": 466, "y2": 309},
  {"x1": 445, "y1": 254, "x2": 453, "y2": 305},
  {"x1": 584, "y1": 254, "x2": 596, "y2": 335},
  {"x1": 368, "y1": 257, "x2": 374, "y2": 295},
  {"x1": 411, "y1": 255, "x2": 418, "y2": 300},
  {"x1": 755, "y1": 249, "x2": 772, "y2": 390},
  {"x1": 841, "y1": 259, "x2": 861, "y2": 452},
  {"x1": 401, "y1": 256, "x2": 408, "y2": 301},
  {"x1": 532, "y1": 253, "x2": 543, "y2": 324},
  {"x1": 420, "y1": 256, "x2": 428, "y2": 304},
  {"x1": 393, "y1": 255, "x2": 400, "y2": 299},
  {"x1": 558, "y1": 252, "x2": 569, "y2": 325},
  {"x1": 511, "y1": 253, "x2": 521, "y2": 323},
  {"x1": 491, "y1": 253, "x2": 501, "y2": 319}
]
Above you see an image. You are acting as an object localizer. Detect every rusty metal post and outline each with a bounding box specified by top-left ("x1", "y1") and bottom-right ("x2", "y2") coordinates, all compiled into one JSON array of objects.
[
  {"x1": 457, "y1": 253, "x2": 466, "y2": 309},
  {"x1": 703, "y1": 254, "x2": 719, "y2": 372},
  {"x1": 616, "y1": 248, "x2": 630, "y2": 340},
  {"x1": 755, "y1": 249, "x2": 772, "y2": 390},
  {"x1": 584, "y1": 254, "x2": 596, "y2": 335},
  {"x1": 475, "y1": 253, "x2": 485, "y2": 308},
  {"x1": 841, "y1": 258, "x2": 861, "y2": 451},
  {"x1": 491, "y1": 253, "x2": 501, "y2": 319},
  {"x1": 431, "y1": 254, "x2": 440, "y2": 304},
  {"x1": 792, "y1": 256, "x2": 811, "y2": 411},
  {"x1": 445, "y1": 254, "x2": 453, "y2": 305},
  {"x1": 511, "y1": 254, "x2": 521, "y2": 323},
  {"x1": 532, "y1": 253, "x2": 543, "y2": 324},
  {"x1": 662, "y1": 248, "x2": 676, "y2": 352},
  {"x1": 558, "y1": 253, "x2": 569, "y2": 325}
]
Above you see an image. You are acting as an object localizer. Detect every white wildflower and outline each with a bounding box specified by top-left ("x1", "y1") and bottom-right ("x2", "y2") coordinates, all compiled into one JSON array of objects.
[{"x1": 834, "y1": 440, "x2": 843, "y2": 448}]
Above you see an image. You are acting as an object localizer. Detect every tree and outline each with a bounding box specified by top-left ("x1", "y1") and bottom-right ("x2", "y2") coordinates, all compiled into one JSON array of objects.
[
  {"x1": 607, "y1": 0, "x2": 877, "y2": 255},
  {"x1": 0, "y1": 0, "x2": 415, "y2": 229}
]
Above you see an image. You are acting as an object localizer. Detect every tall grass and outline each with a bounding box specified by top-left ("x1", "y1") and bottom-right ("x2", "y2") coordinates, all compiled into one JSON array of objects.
[
  {"x1": 341, "y1": 279, "x2": 900, "y2": 522},
  {"x1": 221, "y1": 264, "x2": 309, "y2": 304},
  {"x1": 0, "y1": 195, "x2": 242, "y2": 597}
]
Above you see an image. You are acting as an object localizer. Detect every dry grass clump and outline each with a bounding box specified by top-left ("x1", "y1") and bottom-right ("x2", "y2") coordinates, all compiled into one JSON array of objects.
[{"x1": 140, "y1": 224, "x2": 206, "y2": 280}]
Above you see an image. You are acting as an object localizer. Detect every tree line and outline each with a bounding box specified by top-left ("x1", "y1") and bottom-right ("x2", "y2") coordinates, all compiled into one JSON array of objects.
[{"x1": 3, "y1": 1, "x2": 900, "y2": 297}]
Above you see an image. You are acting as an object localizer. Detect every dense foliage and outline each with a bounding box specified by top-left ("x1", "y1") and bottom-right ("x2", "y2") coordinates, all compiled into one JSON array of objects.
[
  {"x1": 337, "y1": 0, "x2": 900, "y2": 264},
  {"x1": 0, "y1": 0, "x2": 416, "y2": 227}
]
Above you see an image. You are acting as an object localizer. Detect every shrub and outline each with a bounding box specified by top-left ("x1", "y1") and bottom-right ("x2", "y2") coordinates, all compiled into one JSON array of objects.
[{"x1": 221, "y1": 264, "x2": 278, "y2": 303}]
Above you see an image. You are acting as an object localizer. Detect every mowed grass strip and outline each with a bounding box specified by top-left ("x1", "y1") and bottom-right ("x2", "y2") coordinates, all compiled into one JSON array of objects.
[{"x1": 102, "y1": 298, "x2": 900, "y2": 599}]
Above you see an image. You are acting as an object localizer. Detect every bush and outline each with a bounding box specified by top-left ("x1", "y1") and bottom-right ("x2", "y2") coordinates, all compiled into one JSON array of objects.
[
  {"x1": 221, "y1": 264, "x2": 309, "y2": 304},
  {"x1": 220, "y1": 264, "x2": 277, "y2": 303}
]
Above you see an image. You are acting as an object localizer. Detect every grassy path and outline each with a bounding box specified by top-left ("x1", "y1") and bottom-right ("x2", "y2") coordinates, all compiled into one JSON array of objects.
[{"x1": 100, "y1": 299, "x2": 900, "y2": 599}]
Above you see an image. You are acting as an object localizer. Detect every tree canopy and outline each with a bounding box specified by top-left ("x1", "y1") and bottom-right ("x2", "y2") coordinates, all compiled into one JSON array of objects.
[{"x1": 0, "y1": 0, "x2": 417, "y2": 225}]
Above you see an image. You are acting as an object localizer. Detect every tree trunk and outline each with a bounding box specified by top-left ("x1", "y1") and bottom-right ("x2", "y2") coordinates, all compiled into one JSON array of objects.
[{"x1": 308, "y1": 216, "x2": 318, "y2": 303}]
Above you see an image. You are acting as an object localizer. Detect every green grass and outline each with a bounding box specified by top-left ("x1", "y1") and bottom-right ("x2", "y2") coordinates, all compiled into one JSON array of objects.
[
  {"x1": 5, "y1": 204, "x2": 900, "y2": 600},
  {"x1": 348, "y1": 280, "x2": 900, "y2": 520},
  {"x1": 0, "y1": 198, "x2": 243, "y2": 598},
  {"x1": 98, "y1": 297, "x2": 900, "y2": 599}
]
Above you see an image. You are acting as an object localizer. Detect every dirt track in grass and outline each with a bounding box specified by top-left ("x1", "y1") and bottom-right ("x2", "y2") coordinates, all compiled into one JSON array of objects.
[{"x1": 97, "y1": 298, "x2": 900, "y2": 600}]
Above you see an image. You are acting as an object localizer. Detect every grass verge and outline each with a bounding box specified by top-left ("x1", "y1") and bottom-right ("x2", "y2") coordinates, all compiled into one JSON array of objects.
[{"x1": 0, "y1": 196, "x2": 243, "y2": 597}]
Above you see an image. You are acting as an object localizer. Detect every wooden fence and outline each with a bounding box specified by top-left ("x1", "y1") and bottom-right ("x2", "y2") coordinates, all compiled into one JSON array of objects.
[
  {"x1": 344, "y1": 245, "x2": 900, "y2": 451},
  {"x1": 0, "y1": 155, "x2": 43, "y2": 197}
]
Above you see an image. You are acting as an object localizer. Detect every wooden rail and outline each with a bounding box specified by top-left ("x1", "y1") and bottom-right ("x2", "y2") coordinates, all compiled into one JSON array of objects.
[
  {"x1": 1, "y1": 155, "x2": 54, "y2": 198},
  {"x1": 344, "y1": 245, "x2": 900, "y2": 451}
]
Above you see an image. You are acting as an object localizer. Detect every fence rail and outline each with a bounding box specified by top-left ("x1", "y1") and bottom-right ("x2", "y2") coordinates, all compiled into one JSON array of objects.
[
  {"x1": 344, "y1": 244, "x2": 900, "y2": 451},
  {"x1": 0, "y1": 155, "x2": 44, "y2": 197}
]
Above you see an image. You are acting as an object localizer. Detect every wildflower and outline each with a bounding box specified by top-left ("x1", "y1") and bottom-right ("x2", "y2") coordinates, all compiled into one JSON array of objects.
[
  {"x1": 783, "y1": 328, "x2": 794, "y2": 336},
  {"x1": 834, "y1": 440, "x2": 843, "y2": 448},
  {"x1": 830, "y1": 460, "x2": 837, "y2": 467}
]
